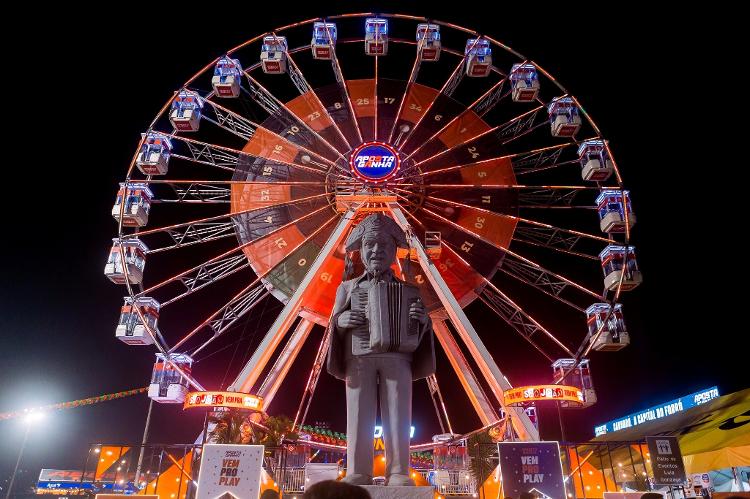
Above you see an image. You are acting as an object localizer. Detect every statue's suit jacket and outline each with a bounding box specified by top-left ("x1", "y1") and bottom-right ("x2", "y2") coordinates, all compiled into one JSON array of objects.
[{"x1": 325, "y1": 271, "x2": 436, "y2": 381}]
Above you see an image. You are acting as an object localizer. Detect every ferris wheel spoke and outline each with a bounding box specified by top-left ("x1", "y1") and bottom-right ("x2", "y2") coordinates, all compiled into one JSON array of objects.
[
  {"x1": 138, "y1": 204, "x2": 333, "y2": 303},
  {"x1": 123, "y1": 191, "x2": 331, "y2": 242},
  {"x1": 155, "y1": 182, "x2": 231, "y2": 203},
  {"x1": 326, "y1": 31, "x2": 365, "y2": 144},
  {"x1": 397, "y1": 142, "x2": 574, "y2": 183},
  {"x1": 517, "y1": 187, "x2": 596, "y2": 209},
  {"x1": 138, "y1": 180, "x2": 331, "y2": 205},
  {"x1": 181, "y1": 279, "x2": 270, "y2": 356},
  {"x1": 441, "y1": 239, "x2": 577, "y2": 359},
  {"x1": 397, "y1": 38, "x2": 484, "y2": 150},
  {"x1": 511, "y1": 229, "x2": 600, "y2": 261},
  {"x1": 146, "y1": 223, "x2": 237, "y2": 255},
  {"x1": 241, "y1": 72, "x2": 348, "y2": 162},
  {"x1": 509, "y1": 141, "x2": 587, "y2": 177},
  {"x1": 398, "y1": 209, "x2": 575, "y2": 360},
  {"x1": 275, "y1": 37, "x2": 355, "y2": 151},
  {"x1": 201, "y1": 99, "x2": 340, "y2": 172},
  {"x1": 405, "y1": 77, "x2": 508, "y2": 160},
  {"x1": 160, "y1": 134, "x2": 344, "y2": 179},
  {"x1": 265, "y1": 32, "x2": 353, "y2": 150},
  {"x1": 423, "y1": 194, "x2": 610, "y2": 248},
  {"x1": 478, "y1": 286, "x2": 575, "y2": 359},
  {"x1": 386, "y1": 40, "x2": 424, "y2": 143},
  {"x1": 163, "y1": 134, "x2": 244, "y2": 174},
  {"x1": 374, "y1": 50, "x2": 380, "y2": 141},
  {"x1": 393, "y1": 191, "x2": 601, "y2": 308},
  {"x1": 142, "y1": 192, "x2": 332, "y2": 256},
  {"x1": 200, "y1": 99, "x2": 261, "y2": 140},
  {"x1": 412, "y1": 105, "x2": 545, "y2": 170},
  {"x1": 171, "y1": 213, "x2": 339, "y2": 354},
  {"x1": 159, "y1": 254, "x2": 252, "y2": 308},
  {"x1": 413, "y1": 184, "x2": 604, "y2": 210}
]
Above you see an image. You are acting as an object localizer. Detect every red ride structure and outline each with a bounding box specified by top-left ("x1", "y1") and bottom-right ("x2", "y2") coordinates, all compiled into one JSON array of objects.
[{"x1": 107, "y1": 13, "x2": 640, "y2": 454}]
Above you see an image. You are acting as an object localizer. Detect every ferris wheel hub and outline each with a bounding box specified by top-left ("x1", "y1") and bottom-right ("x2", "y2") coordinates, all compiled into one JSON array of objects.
[{"x1": 349, "y1": 141, "x2": 401, "y2": 182}]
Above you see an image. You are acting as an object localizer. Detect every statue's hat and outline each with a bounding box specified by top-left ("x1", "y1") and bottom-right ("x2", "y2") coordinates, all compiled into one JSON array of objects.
[{"x1": 345, "y1": 213, "x2": 408, "y2": 251}]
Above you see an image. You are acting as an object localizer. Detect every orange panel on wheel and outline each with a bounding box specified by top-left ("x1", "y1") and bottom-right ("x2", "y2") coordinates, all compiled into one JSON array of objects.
[
  {"x1": 400, "y1": 83, "x2": 439, "y2": 123},
  {"x1": 242, "y1": 127, "x2": 299, "y2": 164},
  {"x1": 459, "y1": 157, "x2": 515, "y2": 185},
  {"x1": 346, "y1": 79, "x2": 376, "y2": 118},
  {"x1": 302, "y1": 255, "x2": 345, "y2": 318},
  {"x1": 433, "y1": 249, "x2": 483, "y2": 303},
  {"x1": 456, "y1": 208, "x2": 517, "y2": 249},
  {"x1": 244, "y1": 225, "x2": 306, "y2": 275},
  {"x1": 286, "y1": 91, "x2": 335, "y2": 132},
  {"x1": 231, "y1": 183, "x2": 291, "y2": 214},
  {"x1": 437, "y1": 110, "x2": 492, "y2": 148}
]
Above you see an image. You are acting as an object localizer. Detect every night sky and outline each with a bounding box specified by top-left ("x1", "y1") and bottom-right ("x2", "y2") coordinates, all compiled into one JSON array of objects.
[{"x1": 0, "y1": 4, "x2": 741, "y2": 493}]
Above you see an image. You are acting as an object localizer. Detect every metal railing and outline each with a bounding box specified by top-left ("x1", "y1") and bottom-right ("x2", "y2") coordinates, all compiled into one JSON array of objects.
[{"x1": 78, "y1": 439, "x2": 663, "y2": 498}]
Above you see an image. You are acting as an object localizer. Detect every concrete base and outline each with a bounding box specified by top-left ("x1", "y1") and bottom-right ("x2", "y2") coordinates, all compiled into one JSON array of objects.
[{"x1": 360, "y1": 485, "x2": 434, "y2": 499}]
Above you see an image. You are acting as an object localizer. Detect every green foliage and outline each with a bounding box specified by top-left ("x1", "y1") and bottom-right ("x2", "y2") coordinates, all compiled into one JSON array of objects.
[
  {"x1": 207, "y1": 409, "x2": 249, "y2": 444},
  {"x1": 260, "y1": 415, "x2": 299, "y2": 447},
  {"x1": 207, "y1": 411, "x2": 298, "y2": 447}
]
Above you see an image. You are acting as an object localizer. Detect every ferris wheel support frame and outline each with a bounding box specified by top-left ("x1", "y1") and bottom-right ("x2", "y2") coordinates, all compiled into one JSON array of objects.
[
  {"x1": 224, "y1": 201, "x2": 538, "y2": 440},
  {"x1": 388, "y1": 203, "x2": 539, "y2": 441},
  {"x1": 257, "y1": 318, "x2": 316, "y2": 409},
  {"x1": 432, "y1": 320, "x2": 498, "y2": 426},
  {"x1": 228, "y1": 207, "x2": 360, "y2": 394},
  {"x1": 115, "y1": 13, "x2": 637, "y2": 444}
]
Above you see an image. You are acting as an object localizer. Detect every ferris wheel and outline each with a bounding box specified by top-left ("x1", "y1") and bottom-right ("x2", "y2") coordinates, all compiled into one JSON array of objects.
[{"x1": 106, "y1": 13, "x2": 640, "y2": 444}]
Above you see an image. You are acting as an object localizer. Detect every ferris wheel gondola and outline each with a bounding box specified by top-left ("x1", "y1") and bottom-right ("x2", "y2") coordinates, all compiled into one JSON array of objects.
[{"x1": 108, "y1": 13, "x2": 640, "y2": 445}]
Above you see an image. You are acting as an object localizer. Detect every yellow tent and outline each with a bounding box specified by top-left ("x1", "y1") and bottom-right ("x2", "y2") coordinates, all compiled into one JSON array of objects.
[{"x1": 594, "y1": 388, "x2": 750, "y2": 473}]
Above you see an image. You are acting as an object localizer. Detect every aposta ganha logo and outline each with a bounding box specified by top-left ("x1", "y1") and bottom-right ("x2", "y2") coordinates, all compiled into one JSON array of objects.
[{"x1": 350, "y1": 142, "x2": 400, "y2": 181}]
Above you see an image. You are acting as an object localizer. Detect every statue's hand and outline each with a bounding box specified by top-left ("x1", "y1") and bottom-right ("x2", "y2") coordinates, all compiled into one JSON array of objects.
[
  {"x1": 410, "y1": 300, "x2": 428, "y2": 325},
  {"x1": 337, "y1": 310, "x2": 367, "y2": 329}
]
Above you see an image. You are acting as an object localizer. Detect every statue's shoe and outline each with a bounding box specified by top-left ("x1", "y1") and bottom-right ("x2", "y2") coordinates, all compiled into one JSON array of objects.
[
  {"x1": 386, "y1": 474, "x2": 415, "y2": 486},
  {"x1": 341, "y1": 473, "x2": 373, "y2": 486}
]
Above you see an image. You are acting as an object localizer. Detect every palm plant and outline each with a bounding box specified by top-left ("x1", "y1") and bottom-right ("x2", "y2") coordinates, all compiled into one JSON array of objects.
[
  {"x1": 259, "y1": 415, "x2": 298, "y2": 446},
  {"x1": 206, "y1": 411, "x2": 298, "y2": 446},
  {"x1": 467, "y1": 430, "x2": 495, "y2": 498},
  {"x1": 207, "y1": 409, "x2": 253, "y2": 444}
]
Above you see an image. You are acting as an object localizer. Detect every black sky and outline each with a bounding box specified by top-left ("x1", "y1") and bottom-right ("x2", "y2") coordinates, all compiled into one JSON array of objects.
[{"x1": 0, "y1": 3, "x2": 743, "y2": 492}]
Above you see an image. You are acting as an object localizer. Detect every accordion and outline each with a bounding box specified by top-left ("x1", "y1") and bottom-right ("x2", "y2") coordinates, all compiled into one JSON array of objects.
[{"x1": 351, "y1": 280, "x2": 422, "y2": 354}]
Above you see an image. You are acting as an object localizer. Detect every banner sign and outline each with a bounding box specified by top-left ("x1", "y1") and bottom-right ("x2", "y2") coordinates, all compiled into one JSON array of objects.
[
  {"x1": 184, "y1": 391, "x2": 263, "y2": 411},
  {"x1": 646, "y1": 436, "x2": 687, "y2": 485},
  {"x1": 594, "y1": 386, "x2": 719, "y2": 436},
  {"x1": 196, "y1": 444, "x2": 264, "y2": 499},
  {"x1": 498, "y1": 442, "x2": 566, "y2": 499},
  {"x1": 504, "y1": 385, "x2": 584, "y2": 406}
]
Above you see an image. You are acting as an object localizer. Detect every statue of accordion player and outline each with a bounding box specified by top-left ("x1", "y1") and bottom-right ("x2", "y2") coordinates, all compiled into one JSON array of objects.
[{"x1": 326, "y1": 213, "x2": 436, "y2": 487}]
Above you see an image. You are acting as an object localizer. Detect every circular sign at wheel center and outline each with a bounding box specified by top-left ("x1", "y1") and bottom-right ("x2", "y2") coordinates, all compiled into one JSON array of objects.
[{"x1": 350, "y1": 141, "x2": 400, "y2": 182}]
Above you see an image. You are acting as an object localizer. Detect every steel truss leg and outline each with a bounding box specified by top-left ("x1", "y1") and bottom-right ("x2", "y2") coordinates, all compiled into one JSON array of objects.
[
  {"x1": 426, "y1": 374, "x2": 453, "y2": 435},
  {"x1": 432, "y1": 320, "x2": 499, "y2": 427},
  {"x1": 257, "y1": 319, "x2": 316, "y2": 409},
  {"x1": 388, "y1": 204, "x2": 539, "y2": 441},
  {"x1": 228, "y1": 208, "x2": 359, "y2": 394}
]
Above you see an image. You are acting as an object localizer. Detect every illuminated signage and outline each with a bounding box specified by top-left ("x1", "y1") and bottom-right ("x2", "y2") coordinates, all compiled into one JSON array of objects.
[
  {"x1": 504, "y1": 385, "x2": 584, "y2": 406},
  {"x1": 184, "y1": 391, "x2": 263, "y2": 411},
  {"x1": 594, "y1": 386, "x2": 720, "y2": 437},
  {"x1": 374, "y1": 425, "x2": 415, "y2": 438},
  {"x1": 350, "y1": 141, "x2": 400, "y2": 182}
]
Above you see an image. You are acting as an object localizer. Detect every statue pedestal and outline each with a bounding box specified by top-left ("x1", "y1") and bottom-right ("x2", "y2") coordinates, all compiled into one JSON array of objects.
[{"x1": 360, "y1": 485, "x2": 434, "y2": 499}]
